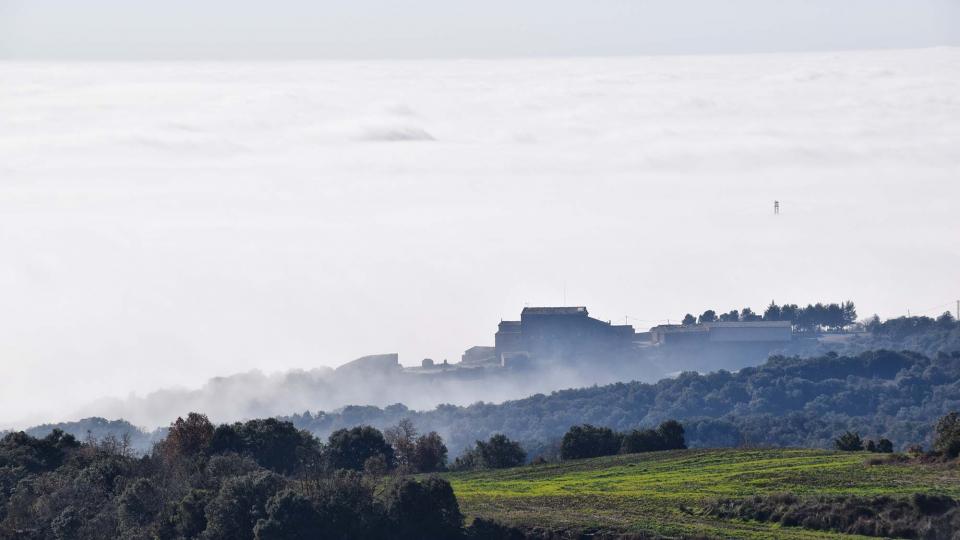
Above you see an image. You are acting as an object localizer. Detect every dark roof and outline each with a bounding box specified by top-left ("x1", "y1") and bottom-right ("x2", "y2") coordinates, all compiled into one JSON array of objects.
[{"x1": 521, "y1": 306, "x2": 588, "y2": 316}]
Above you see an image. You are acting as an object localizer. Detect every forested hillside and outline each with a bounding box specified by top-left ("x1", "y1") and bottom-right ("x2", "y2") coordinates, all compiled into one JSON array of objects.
[
  {"x1": 286, "y1": 349, "x2": 960, "y2": 457},
  {"x1": 14, "y1": 315, "x2": 960, "y2": 458}
]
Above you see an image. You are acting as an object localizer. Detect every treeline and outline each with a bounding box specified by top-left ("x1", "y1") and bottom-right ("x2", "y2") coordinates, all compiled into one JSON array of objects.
[
  {"x1": 784, "y1": 314, "x2": 960, "y2": 360},
  {"x1": 560, "y1": 421, "x2": 685, "y2": 460},
  {"x1": 0, "y1": 413, "x2": 541, "y2": 540},
  {"x1": 681, "y1": 300, "x2": 858, "y2": 332},
  {"x1": 281, "y1": 349, "x2": 960, "y2": 455}
]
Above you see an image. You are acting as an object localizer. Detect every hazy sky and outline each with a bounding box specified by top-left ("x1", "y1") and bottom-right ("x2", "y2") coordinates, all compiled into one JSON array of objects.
[
  {"x1": 1, "y1": 0, "x2": 959, "y2": 59},
  {"x1": 2, "y1": 48, "x2": 959, "y2": 427},
  {"x1": 1, "y1": 2, "x2": 959, "y2": 428}
]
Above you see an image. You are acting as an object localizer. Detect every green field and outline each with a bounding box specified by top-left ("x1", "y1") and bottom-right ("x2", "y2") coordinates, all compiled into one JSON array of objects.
[{"x1": 443, "y1": 449, "x2": 960, "y2": 539}]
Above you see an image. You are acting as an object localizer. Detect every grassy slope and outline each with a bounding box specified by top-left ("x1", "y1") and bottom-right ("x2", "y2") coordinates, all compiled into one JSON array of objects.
[{"x1": 444, "y1": 449, "x2": 960, "y2": 539}]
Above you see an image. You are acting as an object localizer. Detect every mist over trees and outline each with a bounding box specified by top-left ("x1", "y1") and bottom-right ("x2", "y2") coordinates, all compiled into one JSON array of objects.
[{"x1": 280, "y1": 349, "x2": 960, "y2": 456}]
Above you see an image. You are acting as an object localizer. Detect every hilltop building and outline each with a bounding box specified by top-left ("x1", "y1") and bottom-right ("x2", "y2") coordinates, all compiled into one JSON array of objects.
[
  {"x1": 333, "y1": 306, "x2": 796, "y2": 377},
  {"x1": 649, "y1": 321, "x2": 791, "y2": 346},
  {"x1": 335, "y1": 353, "x2": 402, "y2": 375},
  {"x1": 493, "y1": 306, "x2": 638, "y2": 366}
]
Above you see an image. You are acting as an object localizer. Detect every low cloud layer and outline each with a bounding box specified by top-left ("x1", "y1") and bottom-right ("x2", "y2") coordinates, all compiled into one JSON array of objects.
[{"x1": 1, "y1": 48, "x2": 958, "y2": 427}]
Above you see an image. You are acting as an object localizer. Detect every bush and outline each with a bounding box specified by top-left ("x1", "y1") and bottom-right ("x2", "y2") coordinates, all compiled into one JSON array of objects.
[
  {"x1": 454, "y1": 434, "x2": 526, "y2": 470},
  {"x1": 705, "y1": 493, "x2": 960, "y2": 538},
  {"x1": 382, "y1": 476, "x2": 463, "y2": 540},
  {"x1": 934, "y1": 411, "x2": 960, "y2": 458},
  {"x1": 465, "y1": 517, "x2": 527, "y2": 539},
  {"x1": 834, "y1": 431, "x2": 864, "y2": 451},
  {"x1": 876, "y1": 438, "x2": 894, "y2": 453}
]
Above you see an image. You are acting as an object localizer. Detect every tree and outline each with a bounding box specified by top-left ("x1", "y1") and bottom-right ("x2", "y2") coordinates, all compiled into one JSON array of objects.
[
  {"x1": 455, "y1": 434, "x2": 526, "y2": 470},
  {"x1": 411, "y1": 432, "x2": 448, "y2": 473},
  {"x1": 763, "y1": 302, "x2": 781, "y2": 321},
  {"x1": 620, "y1": 429, "x2": 663, "y2": 454},
  {"x1": 826, "y1": 303, "x2": 844, "y2": 331},
  {"x1": 719, "y1": 310, "x2": 740, "y2": 322},
  {"x1": 621, "y1": 420, "x2": 686, "y2": 454},
  {"x1": 204, "y1": 471, "x2": 283, "y2": 540},
  {"x1": 876, "y1": 439, "x2": 894, "y2": 453},
  {"x1": 169, "y1": 489, "x2": 211, "y2": 539},
  {"x1": 209, "y1": 419, "x2": 319, "y2": 474},
  {"x1": 253, "y1": 490, "x2": 321, "y2": 540},
  {"x1": 934, "y1": 412, "x2": 960, "y2": 458},
  {"x1": 478, "y1": 434, "x2": 526, "y2": 469},
  {"x1": 842, "y1": 301, "x2": 858, "y2": 328},
  {"x1": 118, "y1": 478, "x2": 162, "y2": 531},
  {"x1": 698, "y1": 310, "x2": 718, "y2": 324},
  {"x1": 560, "y1": 424, "x2": 622, "y2": 460},
  {"x1": 382, "y1": 477, "x2": 463, "y2": 540},
  {"x1": 682, "y1": 314, "x2": 697, "y2": 326},
  {"x1": 740, "y1": 307, "x2": 761, "y2": 322},
  {"x1": 865, "y1": 440, "x2": 877, "y2": 452},
  {"x1": 780, "y1": 304, "x2": 799, "y2": 326},
  {"x1": 656, "y1": 420, "x2": 687, "y2": 450},
  {"x1": 163, "y1": 413, "x2": 214, "y2": 460},
  {"x1": 937, "y1": 311, "x2": 956, "y2": 329},
  {"x1": 312, "y1": 470, "x2": 384, "y2": 539},
  {"x1": 384, "y1": 419, "x2": 418, "y2": 473},
  {"x1": 834, "y1": 431, "x2": 864, "y2": 452},
  {"x1": 363, "y1": 454, "x2": 389, "y2": 478},
  {"x1": 326, "y1": 426, "x2": 395, "y2": 471}
]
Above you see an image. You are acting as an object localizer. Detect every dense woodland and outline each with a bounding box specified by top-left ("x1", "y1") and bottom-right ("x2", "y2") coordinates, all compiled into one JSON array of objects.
[
  {"x1": 17, "y1": 313, "x2": 960, "y2": 457},
  {"x1": 281, "y1": 347, "x2": 960, "y2": 458},
  {"x1": 1, "y1": 410, "x2": 689, "y2": 539},
  {"x1": 0, "y1": 413, "x2": 541, "y2": 539}
]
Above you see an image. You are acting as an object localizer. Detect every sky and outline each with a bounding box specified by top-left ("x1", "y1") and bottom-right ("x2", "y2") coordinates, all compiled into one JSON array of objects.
[
  {"x1": 1, "y1": 0, "x2": 960, "y2": 59},
  {"x1": 1, "y1": 3, "x2": 959, "y2": 427}
]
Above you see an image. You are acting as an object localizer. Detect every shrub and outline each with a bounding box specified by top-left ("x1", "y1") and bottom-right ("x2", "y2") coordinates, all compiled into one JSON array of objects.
[
  {"x1": 876, "y1": 438, "x2": 894, "y2": 453},
  {"x1": 934, "y1": 412, "x2": 960, "y2": 458},
  {"x1": 834, "y1": 431, "x2": 864, "y2": 451},
  {"x1": 382, "y1": 476, "x2": 463, "y2": 540},
  {"x1": 453, "y1": 435, "x2": 526, "y2": 470}
]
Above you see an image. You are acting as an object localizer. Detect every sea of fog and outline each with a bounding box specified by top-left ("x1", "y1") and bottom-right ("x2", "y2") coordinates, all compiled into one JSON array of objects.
[{"x1": 1, "y1": 48, "x2": 958, "y2": 428}]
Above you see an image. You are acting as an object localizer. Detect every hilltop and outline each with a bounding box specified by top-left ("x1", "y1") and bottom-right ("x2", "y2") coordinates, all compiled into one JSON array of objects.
[{"x1": 17, "y1": 347, "x2": 960, "y2": 458}]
